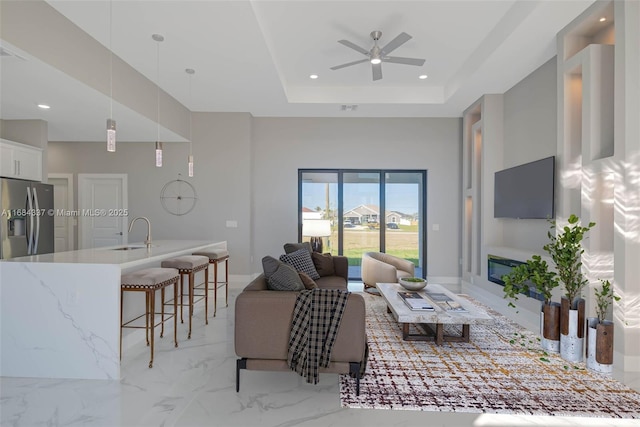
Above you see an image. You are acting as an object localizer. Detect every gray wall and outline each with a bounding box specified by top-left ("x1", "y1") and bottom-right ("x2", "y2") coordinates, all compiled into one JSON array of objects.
[
  {"x1": 49, "y1": 115, "x2": 462, "y2": 280},
  {"x1": 48, "y1": 112, "x2": 253, "y2": 275},
  {"x1": 500, "y1": 57, "x2": 558, "y2": 252},
  {"x1": 251, "y1": 117, "x2": 462, "y2": 280}
]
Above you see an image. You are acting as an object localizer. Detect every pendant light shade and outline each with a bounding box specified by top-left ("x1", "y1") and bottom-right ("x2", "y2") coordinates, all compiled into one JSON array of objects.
[
  {"x1": 155, "y1": 141, "x2": 163, "y2": 167},
  {"x1": 188, "y1": 154, "x2": 194, "y2": 177},
  {"x1": 106, "y1": 119, "x2": 116, "y2": 152}
]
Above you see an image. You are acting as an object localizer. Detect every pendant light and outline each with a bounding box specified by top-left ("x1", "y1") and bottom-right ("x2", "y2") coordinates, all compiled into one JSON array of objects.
[
  {"x1": 152, "y1": 33, "x2": 164, "y2": 167},
  {"x1": 106, "y1": 1, "x2": 116, "y2": 152},
  {"x1": 186, "y1": 68, "x2": 195, "y2": 177}
]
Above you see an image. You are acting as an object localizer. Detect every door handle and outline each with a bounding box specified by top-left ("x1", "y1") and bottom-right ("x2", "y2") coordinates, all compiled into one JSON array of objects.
[
  {"x1": 26, "y1": 187, "x2": 34, "y2": 254},
  {"x1": 116, "y1": 232, "x2": 123, "y2": 235},
  {"x1": 33, "y1": 188, "x2": 40, "y2": 254}
]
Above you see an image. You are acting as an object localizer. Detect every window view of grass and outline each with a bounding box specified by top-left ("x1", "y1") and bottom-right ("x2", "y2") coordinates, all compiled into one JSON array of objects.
[{"x1": 319, "y1": 224, "x2": 420, "y2": 267}]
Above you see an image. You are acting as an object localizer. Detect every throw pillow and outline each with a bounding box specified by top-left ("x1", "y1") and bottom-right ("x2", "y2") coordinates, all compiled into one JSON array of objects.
[
  {"x1": 283, "y1": 242, "x2": 312, "y2": 254},
  {"x1": 280, "y1": 248, "x2": 321, "y2": 280},
  {"x1": 311, "y1": 252, "x2": 335, "y2": 277},
  {"x1": 298, "y1": 272, "x2": 318, "y2": 289},
  {"x1": 262, "y1": 255, "x2": 281, "y2": 279},
  {"x1": 262, "y1": 256, "x2": 304, "y2": 291}
]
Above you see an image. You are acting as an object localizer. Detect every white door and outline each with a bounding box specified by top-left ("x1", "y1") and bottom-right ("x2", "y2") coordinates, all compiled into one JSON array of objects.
[
  {"x1": 49, "y1": 174, "x2": 74, "y2": 252},
  {"x1": 78, "y1": 174, "x2": 128, "y2": 249}
]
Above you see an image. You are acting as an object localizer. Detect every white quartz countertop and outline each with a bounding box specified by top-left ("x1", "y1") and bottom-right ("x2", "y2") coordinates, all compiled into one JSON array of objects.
[{"x1": 0, "y1": 240, "x2": 224, "y2": 269}]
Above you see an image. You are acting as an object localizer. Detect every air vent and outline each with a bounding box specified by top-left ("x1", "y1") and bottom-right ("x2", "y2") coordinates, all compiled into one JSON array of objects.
[
  {"x1": 341, "y1": 105, "x2": 358, "y2": 111},
  {"x1": 0, "y1": 46, "x2": 26, "y2": 60}
]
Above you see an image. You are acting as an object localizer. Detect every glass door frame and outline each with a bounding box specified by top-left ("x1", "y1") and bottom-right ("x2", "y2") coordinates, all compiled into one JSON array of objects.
[{"x1": 298, "y1": 169, "x2": 427, "y2": 280}]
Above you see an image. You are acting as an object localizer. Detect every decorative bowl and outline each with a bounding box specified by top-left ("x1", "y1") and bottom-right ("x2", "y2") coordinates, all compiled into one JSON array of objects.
[{"x1": 399, "y1": 277, "x2": 427, "y2": 291}]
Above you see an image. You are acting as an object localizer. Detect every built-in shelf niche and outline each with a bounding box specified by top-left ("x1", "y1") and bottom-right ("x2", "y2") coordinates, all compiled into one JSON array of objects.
[
  {"x1": 563, "y1": 1, "x2": 614, "y2": 61},
  {"x1": 462, "y1": 101, "x2": 484, "y2": 280}
]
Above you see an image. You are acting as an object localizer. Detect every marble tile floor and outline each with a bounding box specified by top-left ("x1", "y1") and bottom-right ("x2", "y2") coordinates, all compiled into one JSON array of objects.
[{"x1": 2, "y1": 281, "x2": 639, "y2": 427}]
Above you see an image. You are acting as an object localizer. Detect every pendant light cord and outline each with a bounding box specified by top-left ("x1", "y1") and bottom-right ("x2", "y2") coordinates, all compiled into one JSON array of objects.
[
  {"x1": 156, "y1": 40, "x2": 160, "y2": 142},
  {"x1": 109, "y1": 0, "x2": 113, "y2": 118},
  {"x1": 188, "y1": 71, "x2": 193, "y2": 156}
]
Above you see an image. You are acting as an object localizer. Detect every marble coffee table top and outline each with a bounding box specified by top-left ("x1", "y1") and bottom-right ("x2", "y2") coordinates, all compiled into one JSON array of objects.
[{"x1": 377, "y1": 283, "x2": 494, "y2": 325}]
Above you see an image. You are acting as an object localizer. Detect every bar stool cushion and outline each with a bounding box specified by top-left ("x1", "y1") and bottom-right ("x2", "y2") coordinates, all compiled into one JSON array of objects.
[
  {"x1": 193, "y1": 249, "x2": 229, "y2": 261},
  {"x1": 121, "y1": 267, "x2": 179, "y2": 288},
  {"x1": 161, "y1": 255, "x2": 209, "y2": 270}
]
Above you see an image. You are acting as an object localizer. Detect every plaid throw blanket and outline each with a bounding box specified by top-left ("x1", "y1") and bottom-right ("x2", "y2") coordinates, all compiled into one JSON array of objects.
[{"x1": 287, "y1": 289, "x2": 350, "y2": 384}]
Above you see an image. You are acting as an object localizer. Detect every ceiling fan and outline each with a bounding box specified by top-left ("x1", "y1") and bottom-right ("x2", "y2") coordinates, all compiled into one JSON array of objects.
[{"x1": 330, "y1": 30, "x2": 425, "y2": 81}]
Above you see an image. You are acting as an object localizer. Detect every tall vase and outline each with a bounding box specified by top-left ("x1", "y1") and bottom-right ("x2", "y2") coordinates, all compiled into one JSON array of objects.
[
  {"x1": 560, "y1": 296, "x2": 585, "y2": 362},
  {"x1": 586, "y1": 317, "x2": 614, "y2": 374},
  {"x1": 540, "y1": 302, "x2": 561, "y2": 352}
]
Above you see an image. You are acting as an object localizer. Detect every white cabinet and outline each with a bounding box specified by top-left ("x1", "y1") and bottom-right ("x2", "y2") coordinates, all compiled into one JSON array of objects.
[{"x1": 0, "y1": 139, "x2": 43, "y2": 181}]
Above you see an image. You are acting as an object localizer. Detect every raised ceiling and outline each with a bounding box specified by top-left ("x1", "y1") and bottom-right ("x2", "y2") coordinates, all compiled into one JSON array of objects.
[{"x1": 0, "y1": 0, "x2": 596, "y2": 142}]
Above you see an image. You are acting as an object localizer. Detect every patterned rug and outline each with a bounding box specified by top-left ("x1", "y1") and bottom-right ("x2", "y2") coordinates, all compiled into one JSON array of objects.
[{"x1": 340, "y1": 293, "x2": 640, "y2": 418}]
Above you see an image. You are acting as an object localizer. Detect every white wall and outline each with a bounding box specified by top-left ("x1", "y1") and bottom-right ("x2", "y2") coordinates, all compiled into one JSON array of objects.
[
  {"x1": 251, "y1": 117, "x2": 462, "y2": 280},
  {"x1": 501, "y1": 57, "x2": 558, "y2": 252},
  {"x1": 49, "y1": 115, "x2": 461, "y2": 280}
]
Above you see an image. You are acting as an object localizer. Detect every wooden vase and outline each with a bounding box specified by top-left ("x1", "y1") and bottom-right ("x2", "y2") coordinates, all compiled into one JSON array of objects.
[
  {"x1": 560, "y1": 296, "x2": 585, "y2": 362},
  {"x1": 586, "y1": 317, "x2": 614, "y2": 374},
  {"x1": 540, "y1": 302, "x2": 561, "y2": 352}
]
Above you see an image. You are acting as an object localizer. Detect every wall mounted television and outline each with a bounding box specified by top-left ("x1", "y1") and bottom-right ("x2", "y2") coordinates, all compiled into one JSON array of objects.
[{"x1": 494, "y1": 156, "x2": 555, "y2": 219}]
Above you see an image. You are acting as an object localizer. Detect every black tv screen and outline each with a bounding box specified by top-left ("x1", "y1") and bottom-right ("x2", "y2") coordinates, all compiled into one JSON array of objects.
[{"x1": 494, "y1": 156, "x2": 555, "y2": 219}]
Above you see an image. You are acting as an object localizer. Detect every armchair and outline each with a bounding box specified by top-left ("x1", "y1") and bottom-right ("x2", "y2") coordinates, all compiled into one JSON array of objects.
[{"x1": 361, "y1": 252, "x2": 415, "y2": 292}]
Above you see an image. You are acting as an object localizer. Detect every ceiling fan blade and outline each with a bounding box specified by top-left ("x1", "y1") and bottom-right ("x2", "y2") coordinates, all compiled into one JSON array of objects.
[
  {"x1": 330, "y1": 58, "x2": 369, "y2": 70},
  {"x1": 372, "y1": 62, "x2": 382, "y2": 81},
  {"x1": 380, "y1": 32, "x2": 412, "y2": 56},
  {"x1": 338, "y1": 39, "x2": 370, "y2": 56},
  {"x1": 384, "y1": 56, "x2": 426, "y2": 66}
]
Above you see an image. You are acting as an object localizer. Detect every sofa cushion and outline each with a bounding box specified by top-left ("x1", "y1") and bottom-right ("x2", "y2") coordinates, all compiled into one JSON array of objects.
[
  {"x1": 311, "y1": 252, "x2": 335, "y2": 277},
  {"x1": 298, "y1": 272, "x2": 318, "y2": 289},
  {"x1": 284, "y1": 242, "x2": 312, "y2": 254},
  {"x1": 262, "y1": 256, "x2": 304, "y2": 291},
  {"x1": 315, "y1": 275, "x2": 348, "y2": 290},
  {"x1": 280, "y1": 249, "x2": 320, "y2": 280}
]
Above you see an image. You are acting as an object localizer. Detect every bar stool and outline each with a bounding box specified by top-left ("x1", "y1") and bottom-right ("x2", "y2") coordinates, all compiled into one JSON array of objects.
[
  {"x1": 192, "y1": 249, "x2": 229, "y2": 316},
  {"x1": 161, "y1": 255, "x2": 209, "y2": 339},
  {"x1": 120, "y1": 267, "x2": 179, "y2": 368}
]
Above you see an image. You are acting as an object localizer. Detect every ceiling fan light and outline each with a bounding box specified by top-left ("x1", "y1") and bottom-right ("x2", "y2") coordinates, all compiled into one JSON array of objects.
[{"x1": 370, "y1": 57, "x2": 381, "y2": 65}]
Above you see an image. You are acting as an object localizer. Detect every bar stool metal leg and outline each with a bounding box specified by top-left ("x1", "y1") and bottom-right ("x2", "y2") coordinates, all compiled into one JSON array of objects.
[{"x1": 121, "y1": 268, "x2": 180, "y2": 369}]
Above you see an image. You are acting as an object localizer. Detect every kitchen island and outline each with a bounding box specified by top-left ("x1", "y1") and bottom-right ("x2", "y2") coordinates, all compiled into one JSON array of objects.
[{"x1": 0, "y1": 240, "x2": 225, "y2": 380}]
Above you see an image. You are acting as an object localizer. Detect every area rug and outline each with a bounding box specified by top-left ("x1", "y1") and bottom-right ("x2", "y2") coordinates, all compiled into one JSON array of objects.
[{"x1": 340, "y1": 293, "x2": 640, "y2": 418}]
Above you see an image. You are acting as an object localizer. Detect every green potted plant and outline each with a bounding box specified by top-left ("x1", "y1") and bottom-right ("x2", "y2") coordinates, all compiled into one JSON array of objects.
[
  {"x1": 502, "y1": 255, "x2": 561, "y2": 352},
  {"x1": 586, "y1": 279, "x2": 619, "y2": 373},
  {"x1": 543, "y1": 214, "x2": 595, "y2": 362}
]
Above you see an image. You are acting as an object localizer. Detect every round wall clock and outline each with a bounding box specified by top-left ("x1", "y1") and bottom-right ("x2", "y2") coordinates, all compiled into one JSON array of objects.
[{"x1": 160, "y1": 178, "x2": 198, "y2": 216}]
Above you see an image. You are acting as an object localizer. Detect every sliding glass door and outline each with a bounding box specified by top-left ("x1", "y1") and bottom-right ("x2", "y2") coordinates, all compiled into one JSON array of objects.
[
  {"x1": 299, "y1": 169, "x2": 426, "y2": 279},
  {"x1": 384, "y1": 172, "x2": 424, "y2": 278}
]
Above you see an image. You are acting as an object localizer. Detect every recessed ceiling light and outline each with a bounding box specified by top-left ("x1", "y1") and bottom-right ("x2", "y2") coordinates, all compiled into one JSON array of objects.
[
  {"x1": 599, "y1": 17, "x2": 606, "y2": 22},
  {"x1": 309, "y1": 74, "x2": 319, "y2": 79},
  {"x1": 37, "y1": 104, "x2": 50, "y2": 109},
  {"x1": 419, "y1": 74, "x2": 428, "y2": 80}
]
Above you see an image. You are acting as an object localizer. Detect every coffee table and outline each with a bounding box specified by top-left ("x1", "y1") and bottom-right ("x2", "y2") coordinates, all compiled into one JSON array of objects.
[{"x1": 377, "y1": 283, "x2": 493, "y2": 345}]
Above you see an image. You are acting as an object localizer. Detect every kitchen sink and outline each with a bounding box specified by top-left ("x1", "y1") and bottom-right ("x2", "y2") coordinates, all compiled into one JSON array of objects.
[{"x1": 111, "y1": 245, "x2": 147, "y2": 250}]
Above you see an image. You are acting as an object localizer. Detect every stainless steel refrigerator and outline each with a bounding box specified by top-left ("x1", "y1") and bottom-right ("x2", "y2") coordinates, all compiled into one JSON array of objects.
[{"x1": 0, "y1": 178, "x2": 54, "y2": 259}]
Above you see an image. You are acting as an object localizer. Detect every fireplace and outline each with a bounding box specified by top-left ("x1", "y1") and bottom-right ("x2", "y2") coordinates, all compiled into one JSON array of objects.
[{"x1": 487, "y1": 255, "x2": 544, "y2": 301}]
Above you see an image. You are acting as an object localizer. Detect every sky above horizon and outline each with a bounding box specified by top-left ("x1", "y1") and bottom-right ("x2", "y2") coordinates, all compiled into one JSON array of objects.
[{"x1": 302, "y1": 182, "x2": 420, "y2": 216}]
